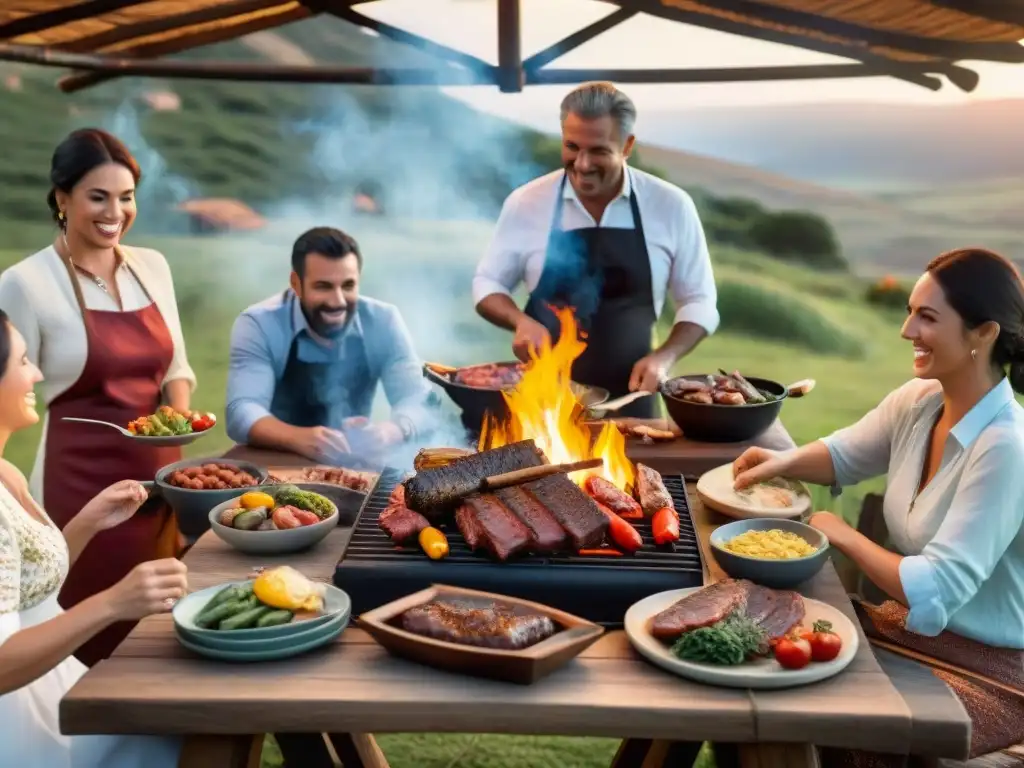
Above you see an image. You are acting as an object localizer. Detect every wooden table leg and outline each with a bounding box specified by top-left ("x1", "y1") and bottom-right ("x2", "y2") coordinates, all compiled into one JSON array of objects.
[
  {"x1": 610, "y1": 738, "x2": 704, "y2": 767},
  {"x1": 328, "y1": 733, "x2": 391, "y2": 768},
  {"x1": 178, "y1": 735, "x2": 262, "y2": 768},
  {"x1": 738, "y1": 743, "x2": 820, "y2": 768}
]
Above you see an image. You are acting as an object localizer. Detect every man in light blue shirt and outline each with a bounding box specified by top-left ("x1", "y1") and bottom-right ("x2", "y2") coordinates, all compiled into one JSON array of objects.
[{"x1": 225, "y1": 227, "x2": 438, "y2": 464}]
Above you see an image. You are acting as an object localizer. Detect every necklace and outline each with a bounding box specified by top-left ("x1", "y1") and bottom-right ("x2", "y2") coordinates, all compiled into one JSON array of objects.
[{"x1": 62, "y1": 232, "x2": 112, "y2": 294}]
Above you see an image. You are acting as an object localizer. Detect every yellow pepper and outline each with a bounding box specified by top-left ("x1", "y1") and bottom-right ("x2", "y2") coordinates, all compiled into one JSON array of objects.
[
  {"x1": 253, "y1": 566, "x2": 324, "y2": 612},
  {"x1": 239, "y1": 491, "x2": 275, "y2": 510},
  {"x1": 419, "y1": 527, "x2": 449, "y2": 560}
]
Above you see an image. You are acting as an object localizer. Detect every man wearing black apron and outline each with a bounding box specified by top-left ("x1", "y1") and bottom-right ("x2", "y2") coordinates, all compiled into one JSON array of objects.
[
  {"x1": 473, "y1": 83, "x2": 719, "y2": 418},
  {"x1": 225, "y1": 227, "x2": 439, "y2": 467}
]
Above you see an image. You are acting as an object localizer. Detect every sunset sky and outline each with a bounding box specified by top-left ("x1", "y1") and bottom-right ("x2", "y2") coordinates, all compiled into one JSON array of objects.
[{"x1": 369, "y1": 0, "x2": 1024, "y2": 125}]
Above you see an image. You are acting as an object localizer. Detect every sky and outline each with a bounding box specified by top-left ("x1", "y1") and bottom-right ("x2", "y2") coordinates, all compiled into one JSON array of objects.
[{"x1": 367, "y1": 0, "x2": 1024, "y2": 127}]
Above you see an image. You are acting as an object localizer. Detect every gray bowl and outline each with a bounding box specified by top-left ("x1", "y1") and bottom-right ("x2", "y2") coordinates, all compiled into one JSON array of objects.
[
  {"x1": 709, "y1": 518, "x2": 830, "y2": 589},
  {"x1": 208, "y1": 483, "x2": 366, "y2": 555},
  {"x1": 155, "y1": 457, "x2": 269, "y2": 538}
]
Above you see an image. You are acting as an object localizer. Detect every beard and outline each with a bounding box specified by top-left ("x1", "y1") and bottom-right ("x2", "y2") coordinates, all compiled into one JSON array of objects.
[{"x1": 300, "y1": 300, "x2": 354, "y2": 339}]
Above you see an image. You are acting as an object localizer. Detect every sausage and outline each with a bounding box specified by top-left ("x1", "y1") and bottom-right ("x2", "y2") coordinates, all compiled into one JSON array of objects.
[
  {"x1": 595, "y1": 502, "x2": 643, "y2": 553},
  {"x1": 584, "y1": 476, "x2": 643, "y2": 520}
]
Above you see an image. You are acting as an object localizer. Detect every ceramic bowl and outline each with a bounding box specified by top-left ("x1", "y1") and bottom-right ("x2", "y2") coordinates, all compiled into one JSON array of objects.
[
  {"x1": 709, "y1": 518, "x2": 830, "y2": 589},
  {"x1": 154, "y1": 457, "x2": 269, "y2": 538}
]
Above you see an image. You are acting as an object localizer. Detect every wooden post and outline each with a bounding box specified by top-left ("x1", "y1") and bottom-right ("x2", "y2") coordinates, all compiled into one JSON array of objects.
[{"x1": 496, "y1": 0, "x2": 523, "y2": 93}]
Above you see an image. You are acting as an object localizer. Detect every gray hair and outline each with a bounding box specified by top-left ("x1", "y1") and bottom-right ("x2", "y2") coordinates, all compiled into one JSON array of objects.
[{"x1": 560, "y1": 82, "x2": 637, "y2": 142}]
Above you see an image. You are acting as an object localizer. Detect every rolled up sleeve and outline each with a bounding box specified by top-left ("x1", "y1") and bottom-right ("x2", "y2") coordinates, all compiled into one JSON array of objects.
[
  {"x1": 669, "y1": 193, "x2": 719, "y2": 334},
  {"x1": 380, "y1": 307, "x2": 440, "y2": 439},
  {"x1": 819, "y1": 386, "x2": 908, "y2": 488},
  {"x1": 899, "y1": 438, "x2": 1024, "y2": 636},
  {"x1": 472, "y1": 194, "x2": 525, "y2": 306},
  {"x1": 225, "y1": 314, "x2": 278, "y2": 444}
]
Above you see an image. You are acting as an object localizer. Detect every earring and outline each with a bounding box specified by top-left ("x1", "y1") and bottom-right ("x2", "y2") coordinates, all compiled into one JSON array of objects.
[
  {"x1": 57, "y1": 210, "x2": 65, "y2": 222},
  {"x1": 971, "y1": 349, "x2": 977, "y2": 360}
]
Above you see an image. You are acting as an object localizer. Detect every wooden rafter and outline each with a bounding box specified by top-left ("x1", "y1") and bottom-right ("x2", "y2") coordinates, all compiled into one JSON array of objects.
[
  {"x1": 523, "y1": 6, "x2": 639, "y2": 72},
  {"x1": 929, "y1": 1, "x2": 1024, "y2": 26},
  {"x1": 0, "y1": 0, "x2": 153, "y2": 39}
]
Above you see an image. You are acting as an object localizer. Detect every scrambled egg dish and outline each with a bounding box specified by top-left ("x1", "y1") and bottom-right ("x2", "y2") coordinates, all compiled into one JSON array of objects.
[{"x1": 722, "y1": 529, "x2": 817, "y2": 559}]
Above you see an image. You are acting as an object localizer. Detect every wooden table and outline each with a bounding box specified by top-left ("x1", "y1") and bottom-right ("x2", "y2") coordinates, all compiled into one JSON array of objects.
[{"x1": 60, "y1": 434, "x2": 971, "y2": 768}]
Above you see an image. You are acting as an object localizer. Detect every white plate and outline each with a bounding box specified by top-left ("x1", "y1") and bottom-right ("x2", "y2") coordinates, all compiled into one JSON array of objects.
[
  {"x1": 624, "y1": 587, "x2": 859, "y2": 689},
  {"x1": 696, "y1": 463, "x2": 811, "y2": 520}
]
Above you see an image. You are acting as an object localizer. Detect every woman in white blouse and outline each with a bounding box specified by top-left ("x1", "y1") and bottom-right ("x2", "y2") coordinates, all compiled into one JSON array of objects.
[
  {"x1": 0, "y1": 129, "x2": 196, "y2": 667},
  {"x1": 0, "y1": 308, "x2": 187, "y2": 767},
  {"x1": 733, "y1": 247, "x2": 1024, "y2": 765}
]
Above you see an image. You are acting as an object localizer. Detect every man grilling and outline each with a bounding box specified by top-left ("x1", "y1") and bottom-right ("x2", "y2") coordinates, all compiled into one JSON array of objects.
[
  {"x1": 225, "y1": 226, "x2": 438, "y2": 464},
  {"x1": 472, "y1": 82, "x2": 719, "y2": 418}
]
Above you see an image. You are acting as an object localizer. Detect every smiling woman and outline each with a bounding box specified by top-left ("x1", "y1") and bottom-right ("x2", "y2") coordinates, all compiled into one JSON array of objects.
[{"x1": 0, "y1": 128, "x2": 197, "y2": 667}]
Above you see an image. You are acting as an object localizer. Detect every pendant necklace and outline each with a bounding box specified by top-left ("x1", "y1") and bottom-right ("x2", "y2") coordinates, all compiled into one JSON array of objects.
[{"x1": 63, "y1": 231, "x2": 111, "y2": 295}]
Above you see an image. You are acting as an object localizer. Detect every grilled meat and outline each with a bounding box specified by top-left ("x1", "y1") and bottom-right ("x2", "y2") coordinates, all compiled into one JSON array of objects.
[
  {"x1": 454, "y1": 503, "x2": 486, "y2": 550},
  {"x1": 400, "y1": 597, "x2": 557, "y2": 650},
  {"x1": 453, "y1": 362, "x2": 524, "y2": 389},
  {"x1": 650, "y1": 579, "x2": 806, "y2": 643},
  {"x1": 649, "y1": 579, "x2": 748, "y2": 640},
  {"x1": 635, "y1": 464, "x2": 674, "y2": 517},
  {"x1": 494, "y1": 486, "x2": 568, "y2": 553},
  {"x1": 584, "y1": 475, "x2": 643, "y2": 519},
  {"x1": 378, "y1": 485, "x2": 430, "y2": 544},
  {"x1": 523, "y1": 474, "x2": 608, "y2": 550},
  {"x1": 464, "y1": 494, "x2": 533, "y2": 561},
  {"x1": 403, "y1": 440, "x2": 546, "y2": 517}
]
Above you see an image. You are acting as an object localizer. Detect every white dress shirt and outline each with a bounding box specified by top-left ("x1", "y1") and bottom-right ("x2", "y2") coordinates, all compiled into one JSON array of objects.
[
  {"x1": 472, "y1": 167, "x2": 720, "y2": 334},
  {"x1": 822, "y1": 377, "x2": 1024, "y2": 648}
]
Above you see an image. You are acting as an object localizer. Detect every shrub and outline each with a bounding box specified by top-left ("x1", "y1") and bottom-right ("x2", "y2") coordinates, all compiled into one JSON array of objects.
[
  {"x1": 746, "y1": 210, "x2": 847, "y2": 271},
  {"x1": 865, "y1": 275, "x2": 911, "y2": 310},
  {"x1": 715, "y1": 280, "x2": 864, "y2": 358}
]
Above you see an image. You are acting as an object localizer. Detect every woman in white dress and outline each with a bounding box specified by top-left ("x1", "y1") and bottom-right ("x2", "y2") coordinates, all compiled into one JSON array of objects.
[{"x1": 0, "y1": 309, "x2": 186, "y2": 766}]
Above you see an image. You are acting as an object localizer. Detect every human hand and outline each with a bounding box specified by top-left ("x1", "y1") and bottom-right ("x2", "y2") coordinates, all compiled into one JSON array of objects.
[
  {"x1": 343, "y1": 418, "x2": 403, "y2": 455},
  {"x1": 512, "y1": 316, "x2": 551, "y2": 362},
  {"x1": 299, "y1": 426, "x2": 351, "y2": 463},
  {"x1": 628, "y1": 350, "x2": 673, "y2": 393},
  {"x1": 807, "y1": 511, "x2": 852, "y2": 547},
  {"x1": 732, "y1": 447, "x2": 791, "y2": 490},
  {"x1": 104, "y1": 558, "x2": 188, "y2": 621},
  {"x1": 78, "y1": 480, "x2": 150, "y2": 533}
]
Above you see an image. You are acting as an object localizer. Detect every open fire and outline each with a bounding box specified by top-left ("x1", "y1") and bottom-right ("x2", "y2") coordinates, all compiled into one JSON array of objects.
[{"x1": 478, "y1": 307, "x2": 635, "y2": 493}]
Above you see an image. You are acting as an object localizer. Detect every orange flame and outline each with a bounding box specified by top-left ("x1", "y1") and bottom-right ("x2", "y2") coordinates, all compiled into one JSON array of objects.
[{"x1": 479, "y1": 307, "x2": 636, "y2": 491}]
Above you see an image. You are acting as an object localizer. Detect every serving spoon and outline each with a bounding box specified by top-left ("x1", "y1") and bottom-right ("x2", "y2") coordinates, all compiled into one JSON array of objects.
[{"x1": 61, "y1": 417, "x2": 210, "y2": 446}]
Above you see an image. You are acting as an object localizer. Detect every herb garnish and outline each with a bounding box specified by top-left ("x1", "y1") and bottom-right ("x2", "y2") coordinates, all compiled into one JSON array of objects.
[{"x1": 670, "y1": 614, "x2": 768, "y2": 666}]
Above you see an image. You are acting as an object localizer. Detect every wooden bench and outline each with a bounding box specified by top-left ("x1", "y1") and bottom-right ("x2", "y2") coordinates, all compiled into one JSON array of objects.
[{"x1": 839, "y1": 494, "x2": 1023, "y2": 768}]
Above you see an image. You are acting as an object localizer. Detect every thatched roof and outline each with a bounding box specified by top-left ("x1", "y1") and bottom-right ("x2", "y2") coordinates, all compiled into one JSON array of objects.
[{"x1": 0, "y1": 1, "x2": 1021, "y2": 93}]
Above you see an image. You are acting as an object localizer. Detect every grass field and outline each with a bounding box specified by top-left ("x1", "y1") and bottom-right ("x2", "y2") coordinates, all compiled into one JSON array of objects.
[{"x1": 0, "y1": 218, "x2": 912, "y2": 768}]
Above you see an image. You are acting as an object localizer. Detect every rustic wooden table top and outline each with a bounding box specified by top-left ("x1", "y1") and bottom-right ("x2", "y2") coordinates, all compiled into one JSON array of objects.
[{"x1": 59, "y1": 441, "x2": 971, "y2": 758}]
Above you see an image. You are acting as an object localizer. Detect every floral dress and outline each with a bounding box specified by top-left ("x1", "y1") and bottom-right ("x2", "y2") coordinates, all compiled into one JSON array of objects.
[{"x1": 0, "y1": 480, "x2": 180, "y2": 767}]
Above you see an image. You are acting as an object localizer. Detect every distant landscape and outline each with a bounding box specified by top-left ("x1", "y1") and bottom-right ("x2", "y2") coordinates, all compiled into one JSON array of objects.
[{"x1": 1, "y1": 16, "x2": 1020, "y2": 768}]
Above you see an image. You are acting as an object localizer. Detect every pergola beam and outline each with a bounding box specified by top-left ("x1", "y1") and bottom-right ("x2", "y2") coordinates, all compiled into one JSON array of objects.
[
  {"x1": 523, "y1": 6, "x2": 639, "y2": 72},
  {"x1": 0, "y1": 0, "x2": 153, "y2": 39},
  {"x1": 928, "y1": 0, "x2": 1024, "y2": 26}
]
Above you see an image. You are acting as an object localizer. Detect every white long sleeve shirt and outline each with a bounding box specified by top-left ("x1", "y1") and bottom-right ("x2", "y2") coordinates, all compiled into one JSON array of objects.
[
  {"x1": 821, "y1": 377, "x2": 1024, "y2": 648},
  {"x1": 472, "y1": 167, "x2": 720, "y2": 334}
]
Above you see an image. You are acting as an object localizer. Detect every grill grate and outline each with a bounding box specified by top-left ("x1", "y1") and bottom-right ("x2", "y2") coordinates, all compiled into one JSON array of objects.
[{"x1": 334, "y1": 468, "x2": 704, "y2": 626}]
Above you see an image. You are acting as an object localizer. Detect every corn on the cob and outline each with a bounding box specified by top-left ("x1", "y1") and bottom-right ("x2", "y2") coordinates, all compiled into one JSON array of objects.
[{"x1": 413, "y1": 447, "x2": 474, "y2": 471}]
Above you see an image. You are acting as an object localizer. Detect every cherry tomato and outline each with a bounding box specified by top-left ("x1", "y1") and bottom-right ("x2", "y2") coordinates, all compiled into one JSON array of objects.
[
  {"x1": 271, "y1": 506, "x2": 303, "y2": 529},
  {"x1": 774, "y1": 637, "x2": 812, "y2": 670},
  {"x1": 802, "y1": 621, "x2": 843, "y2": 661}
]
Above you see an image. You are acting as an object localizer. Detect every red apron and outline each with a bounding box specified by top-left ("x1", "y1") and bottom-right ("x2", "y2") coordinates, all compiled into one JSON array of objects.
[{"x1": 44, "y1": 256, "x2": 183, "y2": 667}]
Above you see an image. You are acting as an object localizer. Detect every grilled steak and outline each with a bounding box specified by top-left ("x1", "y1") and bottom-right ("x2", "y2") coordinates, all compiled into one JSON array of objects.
[
  {"x1": 741, "y1": 583, "x2": 779, "y2": 627},
  {"x1": 454, "y1": 503, "x2": 486, "y2": 550},
  {"x1": 635, "y1": 463, "x2": 674, "y2": 516},
  {"x1": 523, "y1": 474, "x2": 608, "y2": 550},
  {"x1": 400, "y1": 597, "x2": 557, "y2": 650},
  {"x1": 757, "y1": 590, "x2": 806, "y2": 639},
  {"x1": 494, "y1": 486, "x2": 568, "y2": 552},
  {"x1": 403, "y1": 440, "x2": 545, "y2": 517},
  {"x1": 378, "y1": 485, "x2": 430, "y2": 544},
  {"x1": 584, "y1": 475, "x2": 643, "y2": 519},
  {"x1": 649, "y1": 579, "x2": 748, "y2": 640},
  {"x1": 464, "y1": 494, "x2": 533, "y2": 561}
]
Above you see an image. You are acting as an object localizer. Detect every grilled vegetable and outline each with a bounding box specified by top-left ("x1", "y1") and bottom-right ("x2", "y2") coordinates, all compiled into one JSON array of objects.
[
  {"x1": 413, "y1": 447, "x2": 474, "y2": 471},
  {"x1": 418, "y1": 526, "x2": 450, "y2": 560},
  {"x1": 219, "y1": 605, "x2": 273, "y2": 631},
  {"x1": 195, "y1": 598, "x2": 248, "y2": 628},
  {"x1": 256, "y1": 609, "x2": 294, "y2": 628},
  {"x1": 595, "y1": 502, "x2": 643, "y2": 552},
  {"x1": 239, "y1": 491, "x2": 275, "y2": 510},
  {"x1": 253, "y1": 566, "x2": 325, "y2": 612},
  {"x1": 204, "y1": 584, "x2": 243, "y2": 610},
  {"x1": 652, "y1": 507, "x2": 680, "y2": 545},
  {"x1": 232, "y1": 508, "x2": 267, "y2": 530},
  {"x1": 273, "y1": 488, "x2": 335, "y2": 520},
  {"x1": 671, "y1": 614, "x2": 767, "y2": 666},
  {"x1": 219, "y1": 507, "x2": 245, "y2": 527}
]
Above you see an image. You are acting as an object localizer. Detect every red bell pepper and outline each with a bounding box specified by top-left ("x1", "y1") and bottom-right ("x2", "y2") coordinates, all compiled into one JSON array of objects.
[{"x1": 652, "y1": 507, "x2": 680, "y2": 545}]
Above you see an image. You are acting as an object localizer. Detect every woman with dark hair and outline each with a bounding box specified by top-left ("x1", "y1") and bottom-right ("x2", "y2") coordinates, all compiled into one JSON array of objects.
[
  {"x1": 733, "y1": 247, "x2": 1024, "y2": 765},
  {"x1": 0, "y1": 309, "x2": 185, "y2": 766},
  {"x1": 0, "y1": 128, "x2": 195, "y2": 666}
]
